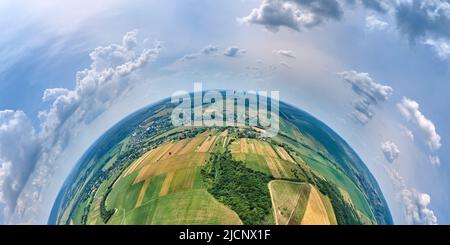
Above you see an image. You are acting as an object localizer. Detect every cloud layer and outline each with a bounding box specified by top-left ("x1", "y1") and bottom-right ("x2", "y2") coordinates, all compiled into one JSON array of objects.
[
  {"x1": 242, "y1": 0, "x2": 450, "y2": 62},
  {"x1": 0, "y1": 110, "x2": 40, "y2": 220},
  {"x1": 340, "y1": 70, "x2": 393, "y2": 124},
  {"x1": 0, "y1": 31, "x2": 160, "y2": 224}
]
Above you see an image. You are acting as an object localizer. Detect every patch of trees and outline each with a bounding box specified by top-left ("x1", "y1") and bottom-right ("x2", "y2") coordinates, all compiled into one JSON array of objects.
[
  {"x1": 201, "y1": 151, "x2": 273, "y2": 224},
  {"x1": 99, "y1": 187, "x2": 115, "y2": 223}
]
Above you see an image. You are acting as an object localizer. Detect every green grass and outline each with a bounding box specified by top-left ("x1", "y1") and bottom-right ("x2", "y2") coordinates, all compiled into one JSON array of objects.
[
  {"x1": 169, "y1": 168, "x2": 196, "y2": 194},
  {"x1": 242, "y1": 153, "x2": 271, "y2": 175},
  {"x1": 106, "y1": 171, "x2": 143, "y2": 212},
  {"x1": 147, "y1": 189, "x2": 241, "y2": 224},
  {"x1": 142, "y1": 173, "x2": 166, "y2": 203},
  {"x1": 113, "y1": 189, "x2": 241, "y2": 225}
]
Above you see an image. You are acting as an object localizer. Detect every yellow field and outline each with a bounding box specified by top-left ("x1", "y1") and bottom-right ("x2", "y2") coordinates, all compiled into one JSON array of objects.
[
  {"x1": 135, "y1": 179, "x2": 151, "y2": 208},
  {"x1": 240, "y1": 138, "x2": 249, "y2": 153},
  {"x1": 159, "y1": 172, "x2": 174, "y2": 197},
  {"x1": 197, "y1": 136, "x2": 218, "y2": 152},
  {"x1": 134, "y1": 152, "x2": 208, "y2": 183},
  {"x1": 265, "y1": 157, "x2": 282, "y2": 178},
  {"x1": 269, "y1": 180, "x2": 336, "y2": 225},
  {"x1": 219, "y1": 129, "x2": 228, "y2": 137},
  {"x1": 275, "y1": 146, "x2": 295, "y2": 163},
  {"x1": 160, "y1": 140, "x2": 188, "y2": 160},
  {"x1": 229, "y1": 138, "x2": 299, "y2": 178},
  {"x1": 301, "y1": 186, "x2": 332, "y2": 225},
  {"x1": 178, "y1": 135, "x2": 206, "y2": 155},
  {"x1": 124, "y1": 149, "x2": 155, "y2": 176}
]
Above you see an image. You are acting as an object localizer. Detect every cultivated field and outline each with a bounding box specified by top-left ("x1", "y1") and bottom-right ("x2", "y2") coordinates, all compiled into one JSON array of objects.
[
  {"x1": 269, "y1": 180, "x2": 337, "y2": 225},
  {"x1": 230, "y1": 139, "x2": 298, "y2": 179},
  {"x1": 102, "y1": 129, "x2": 242, "y2": 224}
]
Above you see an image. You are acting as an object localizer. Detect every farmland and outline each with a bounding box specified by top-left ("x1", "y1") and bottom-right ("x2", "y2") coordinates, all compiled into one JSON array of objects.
[{"x1": 51, "y1": 99, "x2": 392, "y2": 225}]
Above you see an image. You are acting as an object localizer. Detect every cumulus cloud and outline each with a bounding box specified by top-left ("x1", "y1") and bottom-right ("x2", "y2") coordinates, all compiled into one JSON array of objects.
[
  {"x1": 366, "y1": 15, "x2": 389, "y2": 31},
  {"x1": 381, "y1": 141, "x2": 400, "y2": 163},
  {"x1": 0, "y1": 110, "x2": 40, "y2": 218},
  {"x1": 386, "y1": 167, "x2": 438, "y2": 225},
  {"x1": 402, "y1": 188, "x2": 438, "y2": 225},
  {"x1": 339, "y1": 70, "x2": 393, "y2": 124},
  {"x1": 223, "y1": 46, "x2": 246, "y2": 57},
  {"x1": 397, "y1": 97, "x2": 441, "y2": 151},
  {"x1": 2, "y1": 30, "x2": 161, "y2": 224},
  {"x1": 277, "y1": 49, "x2": 296, "y2": 58},
  {"x1": 239, "y1": 0, "x2": 343, "y2": 32}
]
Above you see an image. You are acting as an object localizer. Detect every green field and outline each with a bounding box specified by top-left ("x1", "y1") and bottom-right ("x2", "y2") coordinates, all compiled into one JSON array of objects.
[
  {"x1": 53, "y1": 101, "x2": 391, "y2": 225},
  {"x1": 299, "y1": 154, "x2": 374, "y2": 220}
]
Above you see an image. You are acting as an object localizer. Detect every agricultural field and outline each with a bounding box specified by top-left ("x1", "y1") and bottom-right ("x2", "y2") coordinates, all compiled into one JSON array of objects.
[
  {"x1": 51, "y1": 99, "x2": 392, "y2": 225},
  {"x1": 82, "y1": 128, "x2": 244, "y2": 224},
  {"x1": 269, "y1": 180, "x2": 336, "y2": 225}
]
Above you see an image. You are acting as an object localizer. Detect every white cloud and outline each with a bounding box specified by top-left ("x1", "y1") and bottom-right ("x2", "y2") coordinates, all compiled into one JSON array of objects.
[
  {"x1": 277, "y1": 49, "x2": 296, "y2": 58},
  {"x1": 239, "y1": 0, "x2": 343, "y2": 32},
  {"x1": 366, "y1": 15, "x2": 389, "y2": 31},
  {"x1": 223, "y1": 46, "x2": 246, "y2": 57},
  {"x1": 178, "y1": 44, "x2": 219, "y2": 62},
  {"x1": 339, "y1": 70, "x2": 393, "y2": 124},
  {"x1": 42, "y1": 88, "x2": 70, "y2": 102},
  {"x1": 400, "y1": 125, "x2": 415, "y2": 142},
  {"x1": 179, "y1": 54, "x2": 198, "y2": 61},
  {"x1": 424, "y1": 38, "x2": 450, "y2": 60},
  {"x1": 397, "y1": 97, "x2": 441, "y2": 151},
  {"x1": 201, "y1": 45, "x2": 219, "y2": 55},
  {"x1": 3, "y1": 30, "x2": 161, "y2": 224},
  {"x1": 0, "y1": 110, "x2": 40, "y2": 218},
  {"x1": 401, "y1": 189, "x2": 438, "y2": 225},
  {"x1": 386, "y1": 166, "x2": 438, "y2": 225},
  {"x1": 429, "y1": 155, "x2": 441, "y2": 166},
  {"x1": 381, "y1": 141, "x2": 400, "y2": 163}
]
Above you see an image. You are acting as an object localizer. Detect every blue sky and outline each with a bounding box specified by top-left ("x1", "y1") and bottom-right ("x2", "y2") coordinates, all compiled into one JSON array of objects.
[{"x1": 0, "y1": 0, "x2": 449, "y2": 224}]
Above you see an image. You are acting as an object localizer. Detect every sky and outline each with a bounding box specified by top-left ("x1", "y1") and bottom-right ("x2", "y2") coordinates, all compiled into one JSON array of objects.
[{"x1": 0, "y1": 0, "x2": 449, "y2": 225}]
